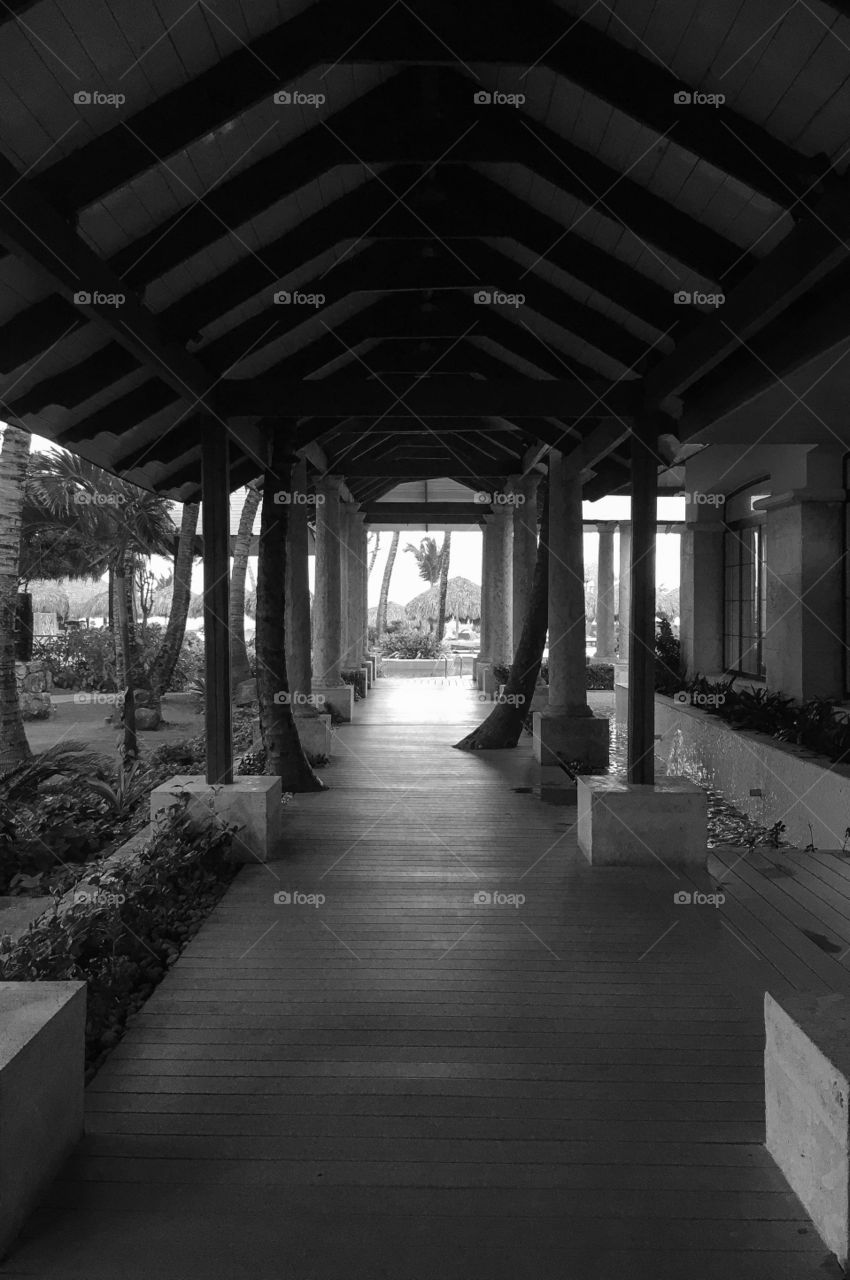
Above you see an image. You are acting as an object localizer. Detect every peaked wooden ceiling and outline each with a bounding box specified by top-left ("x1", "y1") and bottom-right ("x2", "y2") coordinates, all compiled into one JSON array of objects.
[{"x1": 1, "y1": 0, "x2": 850, "y2": 507}]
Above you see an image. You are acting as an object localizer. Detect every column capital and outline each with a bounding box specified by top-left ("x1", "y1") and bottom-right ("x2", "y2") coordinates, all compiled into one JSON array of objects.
[{"x1": 315, "y1": 473, "x2": 345, "y2": 496}]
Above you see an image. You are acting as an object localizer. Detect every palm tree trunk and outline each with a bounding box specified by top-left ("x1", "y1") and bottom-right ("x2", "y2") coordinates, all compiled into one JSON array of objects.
[
  {"x1": 376, "y1": 531, "x2": 399, "y2": 639},
  {"x1": 148, "y1": 500, "x2": 198, "y2": 697},
  {"x1": 368, "y1": 532, "x2": 381, "y2": 573},
  {"x1": 436, "y1": 532, "x2": 451, "y2": 641},
  {"x1": 454, "y1": 485, "x2": 548, "y2": 750},
  {"x1": 230, "y1": 482, "x2": 261, "y2": 692},
  {"x1": 256, "y1": 441, "x2": 323, "y2": 792},
  {"x1": 0, "y1": 424, "x2": 32, "y2": 769},
  {"x1": 114, "y1": 549, "x2": 138, "y2": 762}
]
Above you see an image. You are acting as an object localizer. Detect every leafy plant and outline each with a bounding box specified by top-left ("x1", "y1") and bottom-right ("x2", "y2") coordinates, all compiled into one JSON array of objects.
[
  {"x1": 380, "y1": 629, "x2": 447, "y2": 659},
  {"x1": 586, "y1": 663, "x2": 614, "y2": 690},
  {"x1": 654, "y1": 612, "x2": 683, "y2": 695}
]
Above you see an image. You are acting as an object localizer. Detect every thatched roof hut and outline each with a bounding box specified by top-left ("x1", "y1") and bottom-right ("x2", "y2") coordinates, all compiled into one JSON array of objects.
[
  {"x1": 28, "y1": 581, "x2": 70, "y2": 617},
  {"x1": 404, "y1": 577, "x2": 481, "y2": 626},
  {"x1": 368, "y1": 602, "x2": 406, "y2": 626}
]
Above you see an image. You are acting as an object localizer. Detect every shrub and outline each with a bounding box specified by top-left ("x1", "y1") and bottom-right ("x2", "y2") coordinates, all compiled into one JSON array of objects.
[
  {"x1": 654, "y1": 613, "x2": 683, "y2": 695},
  {"x1": 586, "y1": 663, "x2": 614, "y2": 689},
  {"x1": 0, "y1": 796, "x2": 238, "y2": 1071},
  {"x1": 341, "y1": 668, "x2": 366, "y2": 699},
  {"x1": 380, "y1": 630, "x2": 447, "y2": 659},
  {"x1": 492, "y1": 664, "x2": 511, "y2": 685},
  {"x1": 34, "y1": 629, "x2": 115, "y2": 691}
]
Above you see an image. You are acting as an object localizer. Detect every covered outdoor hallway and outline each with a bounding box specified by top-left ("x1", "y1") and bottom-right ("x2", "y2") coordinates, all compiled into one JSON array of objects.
[{"x1": 1, "y1": 679, "x2": 833, "y2": 1280}]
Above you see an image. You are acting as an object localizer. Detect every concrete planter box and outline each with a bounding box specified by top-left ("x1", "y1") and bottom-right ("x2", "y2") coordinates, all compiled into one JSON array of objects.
[
  {"x1": 381, "y1": 658, "x2": 451, "y2": 679},
  {"x1": 151, "y1": 775, "x2": 282, "y2": 863},
  {"x1": 0, "y1": 982, "x2": 86, "y2": 1259},
  {"x1": 654, "y1": 695, "x2": 850, "y2": 849}
]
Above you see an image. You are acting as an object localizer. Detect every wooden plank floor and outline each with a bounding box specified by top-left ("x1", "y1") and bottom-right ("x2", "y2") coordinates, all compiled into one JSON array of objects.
[{"x1": 2, "y1": 679, "x2": 836, "y2": 1279}]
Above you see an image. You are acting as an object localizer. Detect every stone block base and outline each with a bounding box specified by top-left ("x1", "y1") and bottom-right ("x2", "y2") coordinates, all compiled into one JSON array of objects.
[
  {"x1": 614, "y1": 661, "x2": 628, "y2": 720},
  {"x1": 476, "y1": 661, "x2": 491, "y2": 691},
  {"x1": 151, "y1": 775, "x2": 282, "y2": 863},
  {"x1": 765, "y1": 991, "x2": 850, "y2": 1268},
  {"x1": 0, "y1": 982, "x2": 85, "y2": 1260},
  {"x1": 313, "y1": 684, "x2": 354, "y2": 722},
  {"x1": 576, "y1": 776, "x2": 707, "y2": 865},
  {"x1": 532, "y1": 709, "x2": 609, "y2": 767},
  {"x1": 295, "y1": 712, "x2": 333, "y2": 759},
  {"x1": 480, "y1": 665, "x2": 500, "y2": 698}
]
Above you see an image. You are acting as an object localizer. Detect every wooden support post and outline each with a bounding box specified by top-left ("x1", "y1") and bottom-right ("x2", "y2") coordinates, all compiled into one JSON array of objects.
[
  {"x1": 627, "y1": 428, "x2": 658, "y2": 786},
  {"x1": 201, "y1": 424, "x2": 233, "y2": 785}
]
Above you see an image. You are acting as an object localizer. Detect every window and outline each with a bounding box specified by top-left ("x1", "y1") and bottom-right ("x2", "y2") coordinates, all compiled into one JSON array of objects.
[{"x1": 724, "y1": 522, "x2": 766, "y2": 678}]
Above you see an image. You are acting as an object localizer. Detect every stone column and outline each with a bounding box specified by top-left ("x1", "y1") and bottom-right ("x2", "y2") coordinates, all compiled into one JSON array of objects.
[
  {"x1": 595, "y1": 521, "x2": 616, "y2": 662},
  {"x1": 508, "y1": 473, "x2": 540, "y2": 657},
  {"x1": 476, "y1": 519, "x2": 492, "y2": 687},
  {"x1": 478, "y1": 509, "x2": 512, "y2": 695},
  {"x1": 617, "y1": 521, "x2": 631, "y2": 658},
  {"x1": 348, "y1": 510, "x2": 369, "y2": 691},
  {"x1": 533, "y1": 451, "x2": 608, "y2": 766},
  {"x1": 763, "y1": 492, "x2": 845, "y2": 701},
  {"x1": 679, "y1": 515, "x2": 724, "y2": 680},
  {"x1": 285, "y1": 457, "x2": 313, "y2": 708},
  {"x1": 311, "y1": 475, "x2": 353, "y2": 721}
]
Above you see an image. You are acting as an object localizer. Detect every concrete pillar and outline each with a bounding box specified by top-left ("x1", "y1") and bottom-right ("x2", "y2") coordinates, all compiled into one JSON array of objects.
[
  {"x1": 508, "y1": 472, "x2": 540, "y2": 657},
  {"x1": 595, "y1": 521, "x2": 616, "y2": 662},
  {"x1": 533, "y1": 451, "x2": 608, "y2": 766},
  {"x1": 680, "y1": 516, "x2": 724, "y2": 679},
  {"x1": 763, "y1": 493, "x2": 846, "y2": 701},
  {"x1": 285, "y1": 457, "x2": 312, "y2": 705},
  {"x1": 311, "y1": 475, "x2": 353, "y2": 720},
  {"x1": 617, "y1": 521, "x2": 631, "y2": 658}
]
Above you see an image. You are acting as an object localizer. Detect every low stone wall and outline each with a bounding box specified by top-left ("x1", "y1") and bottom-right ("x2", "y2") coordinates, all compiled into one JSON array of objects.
[
  {"x1": 381, "y1": 657, "x2": 456, "y2": 679},
  {"x1": 15, "y1": 660, "x2": 52, "y2": 720},
  {"x1": 654, "y1": 695, "x2": 850, "y2": 848}
]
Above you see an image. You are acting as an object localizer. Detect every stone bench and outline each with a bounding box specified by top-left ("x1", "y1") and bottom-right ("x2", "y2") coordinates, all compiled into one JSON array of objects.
[
  {"x1": 765, "y1": 990, "x2": 850, "y2": 1268},
  {"x1": 0, "y1": 982, "x2": 86, "y2": 1259}
]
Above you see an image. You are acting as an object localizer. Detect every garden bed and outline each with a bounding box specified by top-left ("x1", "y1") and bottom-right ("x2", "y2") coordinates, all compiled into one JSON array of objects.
[{"x1": 655, "y1": 695, "x2": 850, "y2": 849}]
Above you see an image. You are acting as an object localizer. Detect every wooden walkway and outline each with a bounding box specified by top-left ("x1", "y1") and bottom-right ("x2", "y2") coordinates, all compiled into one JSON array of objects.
[{"x1": 2, "y1": 679, "x2": 835, "y2": 1279}]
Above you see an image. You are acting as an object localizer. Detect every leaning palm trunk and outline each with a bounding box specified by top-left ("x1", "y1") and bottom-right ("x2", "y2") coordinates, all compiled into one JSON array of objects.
[
  {"x1": 230, "y1": 482, "x2": 261, "y2": 692},
  {"x1": 376, "y1": 531, "x2": 399, "y2": 639},
  {"x1": 436, "y1": 531, "x2": 451, "y2": 641},
  {"x1": 256, "y1": 442, "x2": 323, "y2": 792},
  {"x1": 0, "y1": 424, "x2": 32, "y2": 769},
  {"x1": 454, "y1": 486, "x2": 549, "y2": 751},
  {"x1": 148, "y1": 500, "x2": 198, "y2": 697}
]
